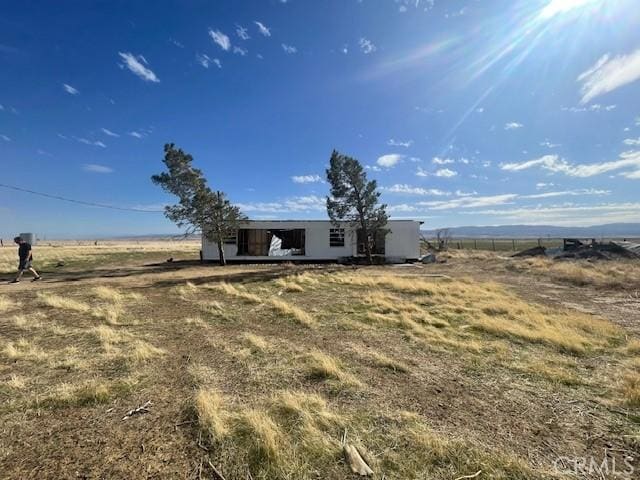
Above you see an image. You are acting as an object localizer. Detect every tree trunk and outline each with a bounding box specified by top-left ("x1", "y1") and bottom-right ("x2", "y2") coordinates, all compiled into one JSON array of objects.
[
  {"x1": 217, "y1": 238, "x2": 226, "y2": 266},
  {"x1": 360, "y1": 220, "x2": 373, "y2": 265}
]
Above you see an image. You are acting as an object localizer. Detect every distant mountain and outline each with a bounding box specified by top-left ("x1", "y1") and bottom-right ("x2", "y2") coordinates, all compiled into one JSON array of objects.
[{"x1": 421, "y1": 223, "x2": 640, "y2": 239}]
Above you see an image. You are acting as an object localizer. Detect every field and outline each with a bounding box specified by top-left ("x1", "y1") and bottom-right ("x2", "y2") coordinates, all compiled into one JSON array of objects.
[{"x1": 1, "y1": 242, "x2": 640, "y2": 479}]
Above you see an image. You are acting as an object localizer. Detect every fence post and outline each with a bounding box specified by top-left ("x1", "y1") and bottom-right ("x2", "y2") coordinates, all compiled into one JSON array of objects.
[
  {"x1": 492, "y1": 239, "x2": 496, "y2": 251},
  {"x1": 538, "y1": 238, "x2": 541, "y2": 247},
  {"x1": 512, "y1": 239, "x2": 516, "y2": 251},
  {"x1": 474, "y1": 239, "x2": 477, "y2": 250}
]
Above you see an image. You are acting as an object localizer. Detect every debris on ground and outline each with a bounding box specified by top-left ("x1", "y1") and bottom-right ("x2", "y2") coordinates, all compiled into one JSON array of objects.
[
  {"x1": 122, "y1": 400, "x2": 152, "y2": 420},
  {"x1": 341, "y1": 431, "x2": 373, "y2": 476},
  {"x1": 511, "y1": 246, "x2": 546, "y2": 258},
  {"x1": 420, "y1": 253, "x2": 437, "y2": 264},
  {"x1": 513, "y1": 239, "x2": 640, "y2": 261}
]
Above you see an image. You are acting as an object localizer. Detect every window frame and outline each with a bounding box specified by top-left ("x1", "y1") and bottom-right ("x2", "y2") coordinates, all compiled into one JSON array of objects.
[{"x1": 329, "y1": 228, "x2": 345, "y2": 247}]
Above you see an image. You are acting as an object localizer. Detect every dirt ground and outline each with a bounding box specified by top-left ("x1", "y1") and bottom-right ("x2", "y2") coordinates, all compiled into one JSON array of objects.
[{"x1": 1, "y1": 245, "x2": 639, "y2": 479}]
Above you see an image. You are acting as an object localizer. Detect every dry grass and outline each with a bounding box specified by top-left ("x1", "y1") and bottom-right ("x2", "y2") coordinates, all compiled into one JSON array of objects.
[
  {"x1": 510, "y1": 257, "x2": 640, "y2": 289},
  {"x1": 3, "y1": 338, "x2": 47, "y2": 362},
  {"x1": 37, "y1": 292, "x2": 90, "y2": 313},
  {"x1": 621, "y1": 373, "x2": 640, "y2": 407},
  {"x1": 266, "y1": 298, "x2": 316, "y2": 327},
  {"x1": 368, "y1": 351, "x2": 409, "y2": 373},
  {"x1": 333, "y1": 273, "x2": 622, "y2": 355},
  {"x1": 195, "y1": 388, "x2": 229, "y2": 440},
  {"x1": 0, "y1": 295, "x2": 19, "y2": 312},
  {"x1": 6, "y1": 375, "x2": 28, "y2": 390},
  {"x1": 92, "y1": 285, "x2": 142, "y2": 303},
  {"x1": 275, "y1": 277, "x2": 305, "y2": 292},
  {"x1": 305, "y1": 350, "x2": 361, "y2": 387},
  {"x1": 241, "y1": 333, "x2": 270, "y2": 352}
]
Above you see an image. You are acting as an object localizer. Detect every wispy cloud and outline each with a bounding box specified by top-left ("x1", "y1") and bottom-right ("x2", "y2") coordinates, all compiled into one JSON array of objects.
[
  {"x1": 420, "y1": 194, "x2": 518, "y2": 210},
  {"x1": 83, "y1": 164, "x2": 113, "y2": 174},
  {"x1": 540, "y1": 140, "x2": 561, "y2": 149},
  {"x1": 128, "y1": 131, "x2": 143, "y2": 139},
  {"x1": 0, "y1": 134, "x2": 10, "y2": 142},
  {"x1": 237, "y1": 195, "x2": 325, "y2": 214},
  {"x1": 209, "y1": 29, "x2": 231, "y2": 51},
  {"x1": 74, "y1": 137, "x2": 106, "y2": 148},
  {"x1": 382, "y1": 184, "x2": 450, "y2": 196},
  {"x1": 377, "y1": 154, "x2": 404, "y2": 168},
  {"x1": 524, "y1": 188, "x2": 610, "y2": 199},
  {"x1": 504, "y1": 122, "x2": 523, "y2": 130},
  {"x1": 359, "y1": 38, "x2": 376, "y2": 54},
  {"x1": 254, "y1": 21, "x2": 271, "y2": 37},
  {"x1": 282, "y1": 44, "x2": 297, "y2": 54},
  {"x1": 196, "y1": 53, "x2": 222, "y2": 68},
  {"x1": 101, "y1": 128, "x2": 119, "y2": 137},
  {"x1": 435, "y1": 168, "x2": 458, "y2": 178},
  {"x1": 118, "y1": 52, "x2": 159, "y2": 82},
  {"x1": 432, "y1": 157, "x2": 454, "y2": 165},
  {"x1": 562, "y1": 103, "x2": 616, "y2": 113},
  {"x1": 236, "y1": 24, "x2": 250, "y2": 40},
  {"x1": 466, "y1": 203, "x2": 640, "y2": 226},
  {"x1": 233, "y1": 46, "x2": 248, "y2": 56},
  {"x1": 63, "y1": 83, "x2": 79, "y2": 95},
  {"x1": 501, "y1": 152, "x2": 640, "y2": 178},
  {"x1": 623, "y1": 137, "x2": 640, "y2": 146},
  {"x1": 387, "y1": 139, "x2": 413, "y2": 148},
  {"x1": 291, "y1": 174, "x2": 323, "y2": 184},
  {"x1": 578, "y1": 49, "x2": 640, "y2": 104}
]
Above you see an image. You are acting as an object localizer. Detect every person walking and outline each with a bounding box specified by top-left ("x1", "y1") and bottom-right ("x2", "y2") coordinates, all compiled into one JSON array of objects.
[{"x1": 11, "y1": 236, "x2": 41, "y2": 283}]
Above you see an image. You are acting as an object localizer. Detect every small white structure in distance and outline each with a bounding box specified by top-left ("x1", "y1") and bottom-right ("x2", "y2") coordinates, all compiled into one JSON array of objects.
[{"x1": 202, "y1": 220, "x2": 422, "y2": 263}]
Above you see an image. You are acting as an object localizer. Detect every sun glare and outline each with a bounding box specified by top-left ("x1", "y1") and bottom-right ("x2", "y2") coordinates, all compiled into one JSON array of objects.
[{"x1": 540, "y1": 0, "x2": 602, "y2": 19}]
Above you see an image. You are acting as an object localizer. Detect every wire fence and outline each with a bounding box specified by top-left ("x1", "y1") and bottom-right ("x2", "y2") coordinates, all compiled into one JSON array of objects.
[{"x1": 421, "y1": 237, "x2": 640, "y2": 253}]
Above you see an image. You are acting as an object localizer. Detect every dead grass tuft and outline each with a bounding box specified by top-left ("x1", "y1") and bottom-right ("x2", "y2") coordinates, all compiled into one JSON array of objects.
[
  {"x1": 266, "y1": 298, "x2": 316, "y2": 327},
  {"x1": 0, "y1": 295, "x2": 19, "y2": 312},
  {"x1": 195, "y1": 388, "x2": 229, "y2": 440},
  {"x1": 241, "y1": 333, "x2": 270, "y2": 352},
  {"x1": 3, "y1": 338, "x2": 47, "y2": 361},
  {"x1": 622, "y1": 373, "x2": 640, "y2": 407},
  {"x1": 305, "y1": 350, "x2": 361, "y2": 387},
  {"x1": 37, "y1": 292, "x2": 90, "y2": 313},
  {"x1": 368, "y1": 351, "x2": 409, "y2": 373},
  {"x1": 236, "y1": 409, "x2": 284, "y2": 463}
]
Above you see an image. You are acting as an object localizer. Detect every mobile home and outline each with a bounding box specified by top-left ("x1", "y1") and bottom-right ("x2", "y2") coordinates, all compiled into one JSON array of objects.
[{"x1": 202, "y1": 220, "x2": 422, "y2": 263}]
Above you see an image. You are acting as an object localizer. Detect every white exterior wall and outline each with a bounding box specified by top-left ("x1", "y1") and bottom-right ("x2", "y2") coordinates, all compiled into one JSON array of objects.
[{"x1": 202, "y1": 220, "x2": 420, "y2": 262}]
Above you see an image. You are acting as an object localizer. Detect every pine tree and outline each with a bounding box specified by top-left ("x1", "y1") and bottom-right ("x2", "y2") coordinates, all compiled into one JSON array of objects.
[
  {"x1": 326, "y1": 150, "x2": 388, "y2": 264},
  {"x1": 151, "y1": 143, "x2": 246, "y2": 266}
]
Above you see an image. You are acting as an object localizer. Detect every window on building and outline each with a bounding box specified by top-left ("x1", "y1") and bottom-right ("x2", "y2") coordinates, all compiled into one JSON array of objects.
[
  {"x1": 224, "y1": 231, "x2": 238, "y2": 244},
  {"x1": 329, "y1": 228, "x2": 345, "y2": 247}
]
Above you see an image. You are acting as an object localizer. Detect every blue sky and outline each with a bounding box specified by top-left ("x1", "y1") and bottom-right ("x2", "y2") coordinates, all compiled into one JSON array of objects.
[{"x1": 1, "y1": 0, "x2": 639, "y2": 237}]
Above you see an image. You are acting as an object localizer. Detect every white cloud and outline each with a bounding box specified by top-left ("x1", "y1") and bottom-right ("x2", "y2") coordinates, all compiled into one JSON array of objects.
[
  {"x1": 387, "y1": 139, "x2": 413, "y2": 148},
  {"x1": 540, "y1": 140, "x2": 561, "y2": 148},
  {"x1": 236, "y1": 25, "x2": 250, "y2": 40},
  {"x1": 282, "y1": 44, "x2": 297, "y2": 54},
  {"x1": 536, "y1": 182, "x2": 555, "y2": 189},
  {"x1": 359, "y1": 38, "x2": 376, "y2": 54},
  {"x1": 101, "y1": 128, "x2": 119, "y2": 137},
  {"x1": 504, "y1": 122, "x2": 523, "y2": 130},
  {"x1": 196, "y1": 53, "x2": 212, "y2": 68},
  {"x1": 75, "y1": 137, "x2": 106, "y2": 148},
  {"x1": 416, "y1": 166, "x2": 429, "y2": 177},
  {"x1": 382, "y1": 184, "x2": 450, "y2": 196},
  {"x1": 476, "y1": 107, "x2": 484, "y2": 113},
  {"x1": 129, "y1": 131, "x2": 143, "y2": 139},
  {"x1": 501, "y1": 152, "x2": 640, "y2": 178},
  {"x1": 237, "y1": 195, "x2": 325, "y2": 214},
  {"x1": 118, "y1": 52, "x2": 160, "y2": 82},
  {"x1": 524, "y1": 188, "x2": 610, "y2": 199},
  {"x1": 455, "y1": 190, "x2": 477, "y2": 197},
  {"x1": 83, "y1": 164, "x2": 113, "y2": 173},
  {"x1": 467, "y1": 203, "x2": 640, "y2": 226},
  {"x1": 623, "y1": 137, "x2": 640, "y2": 146},
  {"x1": 291, "y1": 174, "x2": 322, "y2": 184},
  {"x1": 435, "y1": 168, "x2": 458, "y2": 178},
  {"x1": 432, "y1": 157, "x2": 455, "y2": 165},
  {"x1": 0, "y1": 134, "x2": 10, "y2": 142},
  {"x1": 377, "y1": 154, "x2": 404, "y2": 168},
  {"x1": 578, "y1": 49, "x2": 640, "y2": 104},
  {"x1": 209, "y1": 29, "x2": 231, "y2": 51},
  {"x1": 63, "y1": 83, "x2": 79, "y2": 95},
  {"x1": 420, "y1": 194, "x2": 518, "y2": 210},
  {"x1": 254, "y1": 21, "x2": 271, "y2": 37},
  {"x1": 563, "y1": 103, "x2": 616, "y2": 113},
  {"x1": 233, "y1": 46, "x2": 248, "y2": 56}
]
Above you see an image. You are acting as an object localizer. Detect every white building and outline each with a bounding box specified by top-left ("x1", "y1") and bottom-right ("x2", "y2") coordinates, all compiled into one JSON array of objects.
[{"x1": 202, "y1": 220, "x2": 422, "y2": 263}]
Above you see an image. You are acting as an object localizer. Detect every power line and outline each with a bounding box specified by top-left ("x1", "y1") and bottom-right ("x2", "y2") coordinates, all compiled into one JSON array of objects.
[{"x1": 0, "y1": 183, "x2": 165, "y2": 213}]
